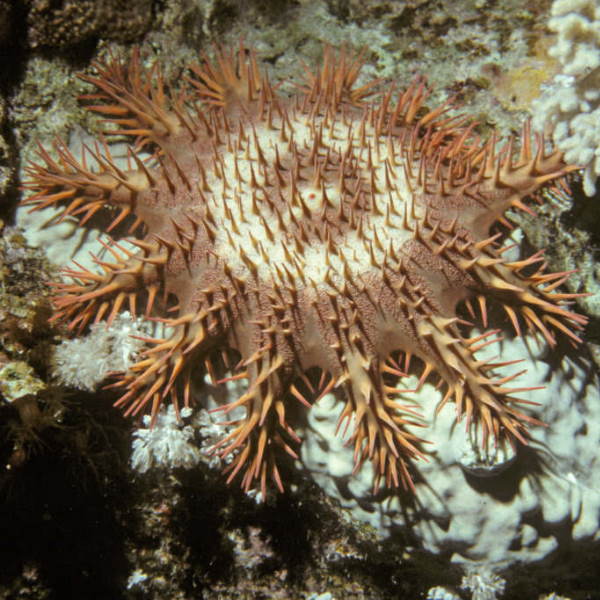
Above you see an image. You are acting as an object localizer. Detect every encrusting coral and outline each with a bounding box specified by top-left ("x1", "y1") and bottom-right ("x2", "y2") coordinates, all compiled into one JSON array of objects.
[{"x1": 23, "y1": 43, "x2": 587, "y2": 496}]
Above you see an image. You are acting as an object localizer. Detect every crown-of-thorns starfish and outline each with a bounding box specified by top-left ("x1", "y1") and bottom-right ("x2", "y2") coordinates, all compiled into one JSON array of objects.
[{"x1": 24, "y1": 43, "x2": 587, "y2": 496}]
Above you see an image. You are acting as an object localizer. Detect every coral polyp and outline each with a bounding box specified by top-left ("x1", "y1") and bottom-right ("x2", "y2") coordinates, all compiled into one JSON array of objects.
[{"x1": 24, "y1": 44, "x2": 587, "y2": 496}]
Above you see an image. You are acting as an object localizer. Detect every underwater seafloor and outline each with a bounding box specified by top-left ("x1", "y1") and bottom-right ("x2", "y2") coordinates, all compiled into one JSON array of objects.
[{"x1": 1, "y1": 1, "x2": 599, "y2": 599}]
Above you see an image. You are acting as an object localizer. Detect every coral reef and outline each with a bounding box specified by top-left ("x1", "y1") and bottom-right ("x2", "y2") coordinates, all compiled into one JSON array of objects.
[
  {"x1": 131, "y1": 405, "x2": 201, "y2": 472},
  {"x1": 0, "y1": 96, "x2": 13, "y2": 201},
  {"x1": 52, "y1": 311, "x2": 149, "y2": 391},
  {"x1": 460, "y1": 567, "x2": 506, "y2": 600},
  {"x1": 25, "y1": 0, "x2": 153, "y2": 49},
  {"x1": 3, "y1": 1, "x2": 599, "y2": 599},
  {"x1": 532, "y1": 0, "x2": 600, "y2": 196},
  {"x1": 301, "y1": 331, "x2": 600, "y2": 571}
]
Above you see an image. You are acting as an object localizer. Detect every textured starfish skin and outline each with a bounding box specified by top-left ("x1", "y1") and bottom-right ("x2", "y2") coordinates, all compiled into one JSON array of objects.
[{"x1": 24, "y1": 44, "x2": 587, "y2": 495}]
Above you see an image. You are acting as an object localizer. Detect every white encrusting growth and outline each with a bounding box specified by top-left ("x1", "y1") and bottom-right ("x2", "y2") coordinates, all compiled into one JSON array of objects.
[
  {"x1": 52, "y1": 311, "x2": 150, "y2": 391},
  {"x1": 300, "y1": 331, "x2": 600, "y2": 571},
  {"x1": 532, "y1": 0, "x2": 600, "y2": 196}
]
